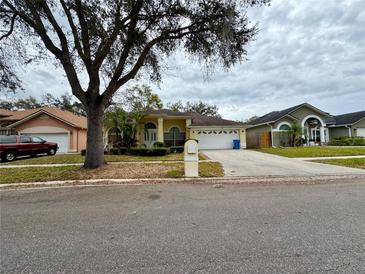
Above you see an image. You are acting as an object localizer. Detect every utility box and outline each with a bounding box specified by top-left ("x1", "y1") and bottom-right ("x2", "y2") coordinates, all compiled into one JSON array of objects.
[{"x1": 184, "y1": 139, "x2": 199, "y2": 177}]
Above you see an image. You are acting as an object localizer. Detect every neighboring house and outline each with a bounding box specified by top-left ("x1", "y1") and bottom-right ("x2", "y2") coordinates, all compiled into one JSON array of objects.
[
  {"x1": 0, "y1": 107, "x2": 87, "y2": 153},
  {"x1": 327, "y1": 111, "x2": 365, "y2": 138},
  {"x1": 104, "y1": 109, "x2": 247, "y2": 150},
  {"x1": 246, "y1": 103, "x2": 365, "y2": 148}
]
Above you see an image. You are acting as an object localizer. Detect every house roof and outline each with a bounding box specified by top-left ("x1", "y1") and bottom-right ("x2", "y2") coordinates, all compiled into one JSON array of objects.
[
  {"x1": 330, "y1": 110, "x2": 365, "y2": 126},
  {"x1": 144, "y1": 108, "x2": 243, "y2": 127},
  {"x1": 1, "y1": 107, "x2": 87, "y2": 129},
  {"x1": 248, "y1": 103, "x2": 331, "y2": 126},
  {"x1": 189, "y1": 112, "x2": 244, "y2": 127}
]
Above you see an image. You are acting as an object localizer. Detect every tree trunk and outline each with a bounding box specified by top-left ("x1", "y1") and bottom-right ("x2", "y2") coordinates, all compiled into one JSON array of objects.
[{"x1": 84, "y1": 103, "x2": 106, "y2": 169}]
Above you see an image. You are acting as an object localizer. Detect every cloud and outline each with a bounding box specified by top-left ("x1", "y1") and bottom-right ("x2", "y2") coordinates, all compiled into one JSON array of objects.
[{"x1": 10, "y1": 0, "x2": 365, "y2": 120}]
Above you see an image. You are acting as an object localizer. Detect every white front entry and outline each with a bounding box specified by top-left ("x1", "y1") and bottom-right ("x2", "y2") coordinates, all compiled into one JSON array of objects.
[
  {"x1": 31, "y1": 133, "x2": 69, "y2": 153},
  {"x1": 197, "y1": 129, "x2": 239, "y2": 150},
  {"x1": 357, "y1": 128, "x2": 365, "y2": 137},
  {"x1": 144, "y1": 129, "x2": 157, "y2": 147}
]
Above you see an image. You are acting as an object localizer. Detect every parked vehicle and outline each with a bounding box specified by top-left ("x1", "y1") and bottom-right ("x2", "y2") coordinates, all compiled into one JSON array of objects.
[{"x1": 0, "y1": 135, "x2": 58, "y2": 162}]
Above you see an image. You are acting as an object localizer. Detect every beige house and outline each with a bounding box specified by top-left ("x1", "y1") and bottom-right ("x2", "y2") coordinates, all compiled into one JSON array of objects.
[
  {"x1": 0, "y1": 107, "x2": 87, "y2": 153},
  {"x1": 105, "y1": 109, "x2": 247, "y2": 150},
  {"x1": 246, "y1": 103, "x2": 365, "y2": 148}
]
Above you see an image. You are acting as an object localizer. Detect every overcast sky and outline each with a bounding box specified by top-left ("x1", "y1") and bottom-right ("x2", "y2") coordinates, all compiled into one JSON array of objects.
[{"x1": 7, "y1": 0, "x2": 365, "y2": 121}]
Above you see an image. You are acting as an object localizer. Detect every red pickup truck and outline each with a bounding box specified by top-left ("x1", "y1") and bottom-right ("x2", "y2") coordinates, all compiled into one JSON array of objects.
[{"x1": 0, "y1": 135, "x2": 58, "y2": 162}]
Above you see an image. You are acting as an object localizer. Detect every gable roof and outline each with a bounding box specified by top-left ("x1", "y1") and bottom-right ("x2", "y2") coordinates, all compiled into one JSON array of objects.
[
  {"x1": 144, "y1": 108, "x2": 243, "y2": 127},
  {"x1": 2, "y1": 107, "x2": 87, "y2": 129},
  {"x1": 189, "y1": 112, "x2": 243, "y2": 127},
  {"x1": 248, "y1": 103, "x2": 331, "y2": 126},
  {"x1": 330, "y1": 110, "x2": 365, "y2": 126}
]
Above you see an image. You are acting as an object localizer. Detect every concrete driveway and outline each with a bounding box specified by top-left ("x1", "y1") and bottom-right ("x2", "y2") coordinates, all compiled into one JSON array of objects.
[{"x1": 203, "y1": 149, "x2": 365, "y2": 177}]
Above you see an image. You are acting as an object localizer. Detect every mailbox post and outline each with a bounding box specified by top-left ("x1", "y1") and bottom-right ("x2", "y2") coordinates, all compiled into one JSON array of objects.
[{"x1": 184, "y1": 139, "x2": 199, "y2": 177}]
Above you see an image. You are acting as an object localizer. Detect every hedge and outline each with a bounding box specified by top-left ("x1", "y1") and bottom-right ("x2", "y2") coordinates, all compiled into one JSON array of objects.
[
  {"x1": 129, "y1": 147, "x2": 169, "y2": 156},
  {"x1": 328, "y1": 137, "x2": 365, "y2": 146}
]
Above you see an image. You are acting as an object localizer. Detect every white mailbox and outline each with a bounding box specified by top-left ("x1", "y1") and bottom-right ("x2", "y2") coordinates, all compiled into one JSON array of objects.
[{"x1": 184, "y1": 139, "x2": 199, "y2": 177}]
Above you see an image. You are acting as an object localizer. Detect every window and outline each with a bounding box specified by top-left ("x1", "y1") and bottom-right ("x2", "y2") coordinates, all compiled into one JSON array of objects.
[
  {"x1": 0, "y1": 135, "x2": 17, "y2": 144},
  {"x1": 32, "y1": 136, "x2": 44, "y2": 143},
  {"x1": 145, "y1": 122, "x2": 156, "y2": 129},
  {"x1": 279, "y1": 124, "x2": 291, "y2": 131},
  {"x1": 164, "y1": 127, "x2": 185, "y2": 146},
  {"x1": 20, "y1": 136, "x2": 31, "y2": 143}
]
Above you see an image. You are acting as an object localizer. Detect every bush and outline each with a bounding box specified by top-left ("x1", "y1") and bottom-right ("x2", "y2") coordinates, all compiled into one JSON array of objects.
[
  {"x1": 328, "y1": 137, "x2": 365, "y2": 146},
  {"x1": 153, "y1": 141, "x2": 165, "y2": 147},
  {"x1": 129, "y1": 147, "x2": 168, "y2": 156},
  {"x1": 81, "y1": 149, "x2": 86, "y2": 156},
  {"x1": 118, "y1": 147, "x2": 128, "y2": 155},
  {"x1": 170, "y1": 146, "x2": 184, "y2": 153}
]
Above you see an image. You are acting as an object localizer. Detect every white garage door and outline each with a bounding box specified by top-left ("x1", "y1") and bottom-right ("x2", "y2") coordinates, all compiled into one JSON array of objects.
[
  {"x1": 197, "y1": 129, "x2": 239, "y2": 150},
  {"x1": 357, "y1": 128, "x2": 365, "y2": 137},
  {"x1": 32, "y1": 133, "x2": 69, "y2": 153}
]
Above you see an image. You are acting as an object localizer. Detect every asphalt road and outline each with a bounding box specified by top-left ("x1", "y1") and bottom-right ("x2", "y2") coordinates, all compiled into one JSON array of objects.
[{"x1": 1, "y1": 181, "x2": 365, "y2": 273}]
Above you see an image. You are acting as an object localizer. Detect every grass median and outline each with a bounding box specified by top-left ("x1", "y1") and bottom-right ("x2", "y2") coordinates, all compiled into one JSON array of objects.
[
  {"x1": 1, "y1": 153, "x2": 207, "y2": 165},
  {"x1": 0, "y1": 162, "x2": 223, "y2": 184},
  {"x1": 254, "y1": 147, "x2": 365, "y2": 158},
  {"x1": 312, "y1": 158, "x2": 365, "y2": 169}
]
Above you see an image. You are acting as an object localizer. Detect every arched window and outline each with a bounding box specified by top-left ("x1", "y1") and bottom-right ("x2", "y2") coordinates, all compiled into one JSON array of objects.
[
  {"x1": 279, "y1": 124, "x2": 291, "y2": 131},
  {"x1": 164, "y1": 127, "x2": 185, "y2": 146},
  {"x1": 145, "y1": 122, "x2": 157, "y2": 129},
  {"x1": 108, "y1": 127, "x2": 122, "y2": 144}
]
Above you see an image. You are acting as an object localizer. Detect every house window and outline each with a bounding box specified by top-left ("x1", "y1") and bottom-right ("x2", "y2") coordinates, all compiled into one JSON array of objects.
[
  {"x1": 164, "y1": 127, "x2": 185, "y2": 146},
  {"x1": 108, "y1": 127, "x2": 122, "y2": 145},
  {"x1": 279, "y1": 124, "x2": 291, "y2": 131}
]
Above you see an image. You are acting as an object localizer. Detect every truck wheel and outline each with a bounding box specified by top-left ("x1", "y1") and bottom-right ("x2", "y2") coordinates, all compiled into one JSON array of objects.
[
  {"x1": 3, "y1": 151, "x2": 17, "y2": 162},
  {"x1": 48, "y1": 148, "x2": 56, "y2": 155}
]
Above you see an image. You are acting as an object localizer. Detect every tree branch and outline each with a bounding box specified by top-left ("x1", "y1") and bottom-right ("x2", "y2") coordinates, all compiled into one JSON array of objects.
[{"x1": 0, "y1": 12, "x2": 17, "y2": 40}]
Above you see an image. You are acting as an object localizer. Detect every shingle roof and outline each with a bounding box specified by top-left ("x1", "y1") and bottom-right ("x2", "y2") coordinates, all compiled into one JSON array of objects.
[
  {"x1": 1, "y1": 107, "x2": 87, "y2": 129},
  {"x1": 144, "y1": 108, "x2": 243, "y2": 127},
  {"x1": 248, "y1": 104, "x2": 304, "y2": 125},
  {"x1": 189, "y1": 112, "x2": 243, "y2": 127},
  {"x1": 331, "y1": 110, "x2": 365, "y2": 125}
]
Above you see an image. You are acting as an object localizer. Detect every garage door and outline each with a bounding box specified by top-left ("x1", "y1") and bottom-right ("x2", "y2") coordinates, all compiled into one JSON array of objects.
[
  {"x1": 357, "y1": 128, "x2": 365, "y2": 137},
  {"x1": 32, "y1": 133, "x2": 69, "y2": 153},
  {"x1": 197, "y1": 129, "x2": 239, "y2": 150}
]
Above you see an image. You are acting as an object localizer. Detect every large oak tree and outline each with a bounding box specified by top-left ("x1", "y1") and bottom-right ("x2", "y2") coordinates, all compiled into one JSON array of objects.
[{"x1": 0, "y1": 0, "x2": 269, "y2": 168}]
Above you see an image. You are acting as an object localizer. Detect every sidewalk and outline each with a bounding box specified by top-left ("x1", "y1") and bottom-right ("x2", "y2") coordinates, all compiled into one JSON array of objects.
[{"x1": 298, "y1": 155, "x2": 365, "y2": 161}]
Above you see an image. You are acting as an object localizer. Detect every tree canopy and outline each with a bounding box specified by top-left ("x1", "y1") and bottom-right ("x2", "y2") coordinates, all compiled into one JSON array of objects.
[{"x1": 0, "y1": 0, "x2": 269, "y2": 168}]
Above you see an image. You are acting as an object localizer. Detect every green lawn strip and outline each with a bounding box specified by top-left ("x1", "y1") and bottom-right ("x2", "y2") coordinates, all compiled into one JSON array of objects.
[
  {"x1": 2, "y1": 152, "x2": 207, "y2": 166},
  {"x1": 0, "y1": 162, "x2": 224, "y2": 184},
  {"x1": 254, "y1": 147, "x2": 365, "y2": 158},
  {"x1": 312, "y1": 158, "x2": 365, "y2": 169}
]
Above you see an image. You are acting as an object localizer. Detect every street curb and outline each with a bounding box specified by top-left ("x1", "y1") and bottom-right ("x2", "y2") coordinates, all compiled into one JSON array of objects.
[{"x1": 1, "y1": 174, "x2": 365, "y2": 190}]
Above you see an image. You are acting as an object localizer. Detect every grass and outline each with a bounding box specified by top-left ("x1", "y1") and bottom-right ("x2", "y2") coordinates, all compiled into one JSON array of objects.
[
  {"x1": 312, "y1": 158, "x2": 365, "y2": 169},
  {"x1": 0, "y1": 161, "x2": 223, "y2": 184},
  {"x1": 254, "y1": 147, "x2": 365, "y2": 158},
  {"x1": 1, "y1": 152, "x2": 207, "y2": 165}
]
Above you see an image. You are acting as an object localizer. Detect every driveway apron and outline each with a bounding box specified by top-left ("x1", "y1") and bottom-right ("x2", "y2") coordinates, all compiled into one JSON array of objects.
[{"x1": 202, "y1": 150, "x2": 365, "y2": 177}]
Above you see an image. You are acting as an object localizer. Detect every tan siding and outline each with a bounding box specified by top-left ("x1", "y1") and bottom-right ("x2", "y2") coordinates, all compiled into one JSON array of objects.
[{"x1": 290, "y1": 105, "x2": 328, "y2": 125}]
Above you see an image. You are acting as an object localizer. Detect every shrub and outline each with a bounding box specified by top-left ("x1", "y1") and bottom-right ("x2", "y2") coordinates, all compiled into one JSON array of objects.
[
  {"x1": 170, "y1": 146, "x2": 184, "y2": 153},
  {"x1": 328, "y1": 137, "x2": 365, "y2": 146},
  {"x1": 129, "y1": 147, "x2": 168, "y2": 156},
  {"x1": 81, "y1": 149, "x2": 86, "y2": 156},
  {"x1": 153, "y1": 141, "x2": 165, "y2": 147},
  {"x1": 118, "y1": 147, "x2": 128, "y2": 155}
]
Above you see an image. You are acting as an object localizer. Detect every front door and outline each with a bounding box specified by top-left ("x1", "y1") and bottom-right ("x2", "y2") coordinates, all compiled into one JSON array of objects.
[
  {"x1": 144, "y1": 129, "x2": 157, "y2": 147},
  {"x1": 310, "y1": 128, "x2": 321, "y2": 143}
]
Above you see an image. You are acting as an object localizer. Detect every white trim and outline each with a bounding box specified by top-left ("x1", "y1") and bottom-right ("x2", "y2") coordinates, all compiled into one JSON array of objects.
[
  {"x1": 273, "y1": 122, "x2": 292, "y2": 132},
  {"x1": 301, "y1": 114, "x2": 326, "y2": 127},
  {"x1": 165, "y1": 125, "x2": 184, "y2": 132}
]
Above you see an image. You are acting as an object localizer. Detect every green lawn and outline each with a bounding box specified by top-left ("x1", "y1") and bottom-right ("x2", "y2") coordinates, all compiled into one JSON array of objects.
[
  {"x1": 254, "y1": 147, "x2": 365, "y2": 158},
  {"x1": 312, "y1": 158, "x2": 365, "y2": 169},
  {"x1": 1, "y1": 153, "x2": 207, "y2": 165},
  {"x1": 0, "y1": 162, "x2": 223, "y2": 184}
]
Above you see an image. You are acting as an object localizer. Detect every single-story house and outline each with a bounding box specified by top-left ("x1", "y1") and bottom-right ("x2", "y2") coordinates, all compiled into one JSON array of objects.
[
  {"x1": 104, "y1": 109, "x2": 247, "y2": 150},
  {"x1": 327, "y1": 111, "x2": 365, "y2": 138},
  {"x1": 0, "y1": 107, "x2": 87, "y2": 153},
  {"x1": 246, "y1": 103, "x2": 365, "y2": 148}
]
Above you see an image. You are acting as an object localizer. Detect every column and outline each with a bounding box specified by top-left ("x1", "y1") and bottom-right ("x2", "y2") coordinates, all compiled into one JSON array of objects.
[
  {"x1": 320, "y1": 126, "x2": 325, "y2": 143},
  {"x1": 157, "y1": 117, "x2": 164, "y2": 143},
  {"x1": 239, "y1": 129, "x2": 247, "y2": 149}
]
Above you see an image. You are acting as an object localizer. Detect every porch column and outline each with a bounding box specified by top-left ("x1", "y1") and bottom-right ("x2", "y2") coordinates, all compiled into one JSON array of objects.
[
  {"x1": 320, "y1": 126, "x2": 325, "y2": 143},
  {"x1": 157, "y1": 117, "x2": 164, "y2": 143}
]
